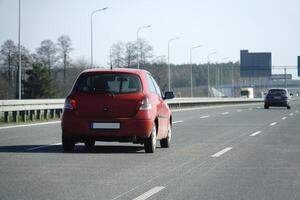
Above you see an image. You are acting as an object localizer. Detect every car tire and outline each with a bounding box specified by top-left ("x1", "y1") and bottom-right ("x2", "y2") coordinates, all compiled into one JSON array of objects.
[
  {"x1": 84, "y1": 139, "x2": 95, "y2": 149},
  {"x1": 144, "y1": 124, "x2": 157, "y2": 153},
  {"x1": 62, "y1": 132, "x2": 75, "y2": 152},
  {"x1": 264, "y1": 104, "x2": 269, "y2": 109},
  {"x1": 287, "y1": 105, "x2": 291, "y2": 109},
  {"x1": 160, "y1": 122, "x2": 171, "y2": 148}
]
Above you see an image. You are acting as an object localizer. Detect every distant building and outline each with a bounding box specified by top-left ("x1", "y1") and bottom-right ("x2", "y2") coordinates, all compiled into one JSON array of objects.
[{"x1": 240, "y1": 50, "x2": 272, "y2": 77}]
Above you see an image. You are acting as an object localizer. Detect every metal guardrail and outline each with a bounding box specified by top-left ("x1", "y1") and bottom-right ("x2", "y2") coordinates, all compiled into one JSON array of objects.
[
  {"x1": 0, "y1": 99, "x2": 64, "y2": 123},
  {"x1": 0, "y1": 98, "x2": 263, "y2": 124}
]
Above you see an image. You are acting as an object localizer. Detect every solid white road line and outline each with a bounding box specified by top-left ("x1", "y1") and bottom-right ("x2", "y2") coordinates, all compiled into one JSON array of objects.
[
  {"x1": 200, "y1": 115, "x2": 210, "y2": 119},
  {"x1": 289, "y1": 113, "x2": 294, "y2": 116},
  {"x1": 0, "y1": 121, "x2": 60, "y2": 130},
  {"x1": 269, "y1": 122, "x2": 277, "y2": 126},
  {"x1": 27, "y1": 143, "x2": 61, "y2": 151},
  {"x1": 250, "y1": 131, "x2": 262, "y2": 137},
  {"x1": 172, "y1": 120, "x2": 184, "y2": 124},
  {"x1": 133, "y1": 187, "x2": 165, "y2": 200},
  {"x1": 282, "y1": 117, "x2": 287, "y2": 120},
  {"x1": 211, "y1": 147, "x2": 233, "y2": 158},
  {"x1": 222, "y1": 112, "x2": 229, "y2": 115}
]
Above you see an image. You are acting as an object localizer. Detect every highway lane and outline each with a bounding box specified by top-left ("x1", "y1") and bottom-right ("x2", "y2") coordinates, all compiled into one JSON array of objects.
[{"x1": 0, "y1": 101, "x2": 299, "y2": 200}]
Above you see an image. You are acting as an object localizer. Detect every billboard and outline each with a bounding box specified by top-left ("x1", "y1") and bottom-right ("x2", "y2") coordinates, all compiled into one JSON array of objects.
[{"x1": 240, "y1": 50, "x2": 272, "y2": 77}]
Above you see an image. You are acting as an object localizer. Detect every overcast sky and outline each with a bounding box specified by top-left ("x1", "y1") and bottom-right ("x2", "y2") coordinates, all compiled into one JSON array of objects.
[{"x1": 1, "y1": 0, "x2": 300, "y2": 70}]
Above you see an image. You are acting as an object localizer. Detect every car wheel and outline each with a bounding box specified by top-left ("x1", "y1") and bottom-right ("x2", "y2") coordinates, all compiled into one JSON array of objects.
[
  {"x1": 144, "y1": 124, "x2": 157, "y2": 153},
  {"x1": 62, "y1": 132, "x2": 75, "y2": 152},
  {"x1": 264, "y1": 104, "x2": 269, "y2": 109},
  {"x1": 287, "y1": 105, "x2": 291, "y2": 109},
  {"x1": 84, "y1": 139, "x2": 95, "y2": 149},
  {"x1": 160, "y1": 122, "x2": 171, "y2": 148}
]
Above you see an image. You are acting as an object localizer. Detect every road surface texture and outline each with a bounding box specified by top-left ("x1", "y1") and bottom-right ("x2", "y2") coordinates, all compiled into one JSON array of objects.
[{"x1": 1, "y1": 102, "x2": 300, "y2": 200}]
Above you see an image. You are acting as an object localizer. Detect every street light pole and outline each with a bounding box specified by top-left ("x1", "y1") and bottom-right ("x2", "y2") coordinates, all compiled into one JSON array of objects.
[
  {"x1": 168, "y1": 37, "x2": 180, "y2": 91},
  {"x1": 207, "y1": 52, "x2": 217, "y2": 97},
  {"x1": 190, "y1": 45, "x2": 202, "y2": 97},
  {"x1": 18, "y1": 0, "x2": 21, "y2": 99},
  {"x1": 137, "y1": 25, "x2": 151, "y2": 69},
  {"x1": 220, "y1": 57, "x2": 229, "y2": 95},
  {"x1": 90, "y1": 7, "x2": 108, "y2": 69}
]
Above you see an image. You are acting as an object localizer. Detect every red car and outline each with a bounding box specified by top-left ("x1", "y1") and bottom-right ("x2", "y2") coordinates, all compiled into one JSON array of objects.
[{"x1": 61, "y1": 68, "x2": 174, "y2": 153}]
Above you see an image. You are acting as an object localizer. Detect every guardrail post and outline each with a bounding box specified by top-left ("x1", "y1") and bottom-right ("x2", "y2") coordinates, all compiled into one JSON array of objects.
[
  {"x1": 29, "y1": 110, "x2": 35, "y2": 121},
  {"x1": 36, "y1": 110, "x2": 41, "y2": 120},
  {"x1": 4, "y1": 112, "x2": 10, "y2": 123},
  {"x1": 55, "y1": 109, "x2": 62, "y2": 118},
  {"x1": 13, "y1": 111, "x2": 19, "y2": 123},
  {"x1": 50, "y1": 109, "x2": 56, "y2": 119},
  {"x1": 44, "y1": 109, "x2": 49, "y2": 120},
  {"x1": 20, "y1": 111, "x2": 27, "y2": 122}
]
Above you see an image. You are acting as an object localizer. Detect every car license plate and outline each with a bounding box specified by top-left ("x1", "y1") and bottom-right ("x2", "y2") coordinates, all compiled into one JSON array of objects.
[
  {"x1": 274, "y1": 96, "x2": 281, "y2": 100},
  {"x1": 91, "y1": 122, "x2": 120, "y2": 129}
]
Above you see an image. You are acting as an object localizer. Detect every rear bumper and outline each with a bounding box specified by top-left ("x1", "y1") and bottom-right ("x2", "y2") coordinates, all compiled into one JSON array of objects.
[
  {"x1": 265, "y1": 100, "x2": 289, "y2": 107},
  {"x1": 61, "y1": 110, "x2": 153, "y2": 141}
]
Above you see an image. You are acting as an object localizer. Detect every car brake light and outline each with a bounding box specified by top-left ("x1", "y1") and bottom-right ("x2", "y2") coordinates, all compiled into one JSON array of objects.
[
  {"x1": 139, "y1": 97, "x2": 152, "y2": 110},
  {"x1": 64, "y1": 98, "x2": 77, "y2": 110}
]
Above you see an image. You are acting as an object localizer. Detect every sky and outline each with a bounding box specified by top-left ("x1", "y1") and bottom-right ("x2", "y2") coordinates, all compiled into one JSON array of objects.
[{"x1": 0, "y1": 0, "x2": 300, "y2": 74}]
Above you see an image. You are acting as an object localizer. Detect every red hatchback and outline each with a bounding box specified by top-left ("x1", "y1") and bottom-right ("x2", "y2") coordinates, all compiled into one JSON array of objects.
[{"x1": 61, "y1": 68, "x2": 174, "y2": 153}]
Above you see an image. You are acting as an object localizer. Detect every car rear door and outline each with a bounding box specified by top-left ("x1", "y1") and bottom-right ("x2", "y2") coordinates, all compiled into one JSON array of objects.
[{"x1": 146, "y1": 74, "x2": 169, "y2": 139}]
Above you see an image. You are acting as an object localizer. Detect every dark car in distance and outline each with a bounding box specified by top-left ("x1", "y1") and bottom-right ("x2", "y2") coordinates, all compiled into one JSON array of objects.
[
  {"x1": 264, "y1": 88, "x2": 291, "y2": 109},
  {"x1": 61, "y1": 68, "x2": 175, "y2": 153}
]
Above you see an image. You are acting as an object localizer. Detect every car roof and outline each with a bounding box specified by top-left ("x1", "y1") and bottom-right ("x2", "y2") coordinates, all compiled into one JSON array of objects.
[
  {"x1": 81, "y1": 68, "x2": 148, "y2": 76},
  {"x1": 268, "y1": 88, "x2": 288, "y2": 91}
]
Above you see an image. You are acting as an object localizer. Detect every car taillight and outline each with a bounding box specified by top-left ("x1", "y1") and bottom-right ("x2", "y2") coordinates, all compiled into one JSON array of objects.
[
  {"x1": 139, "y1": 97, "x2": 152, "y2": 110},
  {"x1": 64, "y1": 98, "x2": 77, "y2": 110}
]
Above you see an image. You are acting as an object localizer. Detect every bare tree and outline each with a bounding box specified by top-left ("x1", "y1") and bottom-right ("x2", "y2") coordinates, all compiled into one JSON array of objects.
[
  {"x1": 138, "y1": 38, "x2": 153, "y2": 66},
  {"x1": 124, "y1": 41, "x2": 137, "y2": 67},
  {"x1": 0, "y1": 40, "x2": 17, "y2": 90},
  {"x1": 57, "y1": 35, "x2": 73, "y2": 89},
  {"x1": 110, "y1": 41, "x2": 125, "y2": 68},
  {"x1": 36, "y1": 39, "x2": 57, "y2": 75}
]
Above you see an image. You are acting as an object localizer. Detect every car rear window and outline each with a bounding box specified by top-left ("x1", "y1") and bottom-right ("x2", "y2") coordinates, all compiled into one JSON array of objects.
[
  {"x1": 73, "y1": 73, "x2": 142, "y2": 94},
  {"x1": 268, "y1": 89, "x2": 286, "y2": 95}
]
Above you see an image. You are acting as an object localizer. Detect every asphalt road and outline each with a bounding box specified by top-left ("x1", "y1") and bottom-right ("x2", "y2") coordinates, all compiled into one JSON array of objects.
[{"x1": 1, "y1": 101, "x2": 300, "y2": 200}]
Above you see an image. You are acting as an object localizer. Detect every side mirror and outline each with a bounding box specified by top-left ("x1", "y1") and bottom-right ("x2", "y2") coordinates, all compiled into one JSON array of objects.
[{"x1": 163, "y1": 91, "x2": 175, "y2": 100}]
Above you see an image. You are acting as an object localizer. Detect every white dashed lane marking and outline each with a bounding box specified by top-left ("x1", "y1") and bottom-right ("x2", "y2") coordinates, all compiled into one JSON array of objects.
[
  {"x1": 222, "y1": 112, "x2": 229, "y2": 115},
  {"x1": 132, "y1": 187, "x2": 165, "y2": 200},
  {"x1": 173, "y1": 120, "x2": 184, "y2": 124},
  {"x1": 211, "y1": 147, "x2": 233, "y2": 158},
  {"x1": 27, "y1": 143, "x2": 61, "y2": 151},
  {"x1": 269, "y1": 122, "x2": 277, "y2": 126},
  {"x1": 282, "y1": 117, "x2": 287, "y2": 120},
  {"x1": 200, "y1": 115, "x2": 210, "y2": 119},
  {"x1": 289, "y1": 113, "x2": 294, "y2": 116},
  {"x1": 250, "y1": 131, "x2": 262, "y2": 137}
]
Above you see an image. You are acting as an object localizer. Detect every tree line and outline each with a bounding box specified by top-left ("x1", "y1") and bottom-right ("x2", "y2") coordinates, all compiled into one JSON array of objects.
[{"x1": 0, "y1": 36, "x2": 239, "y2": 99}]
